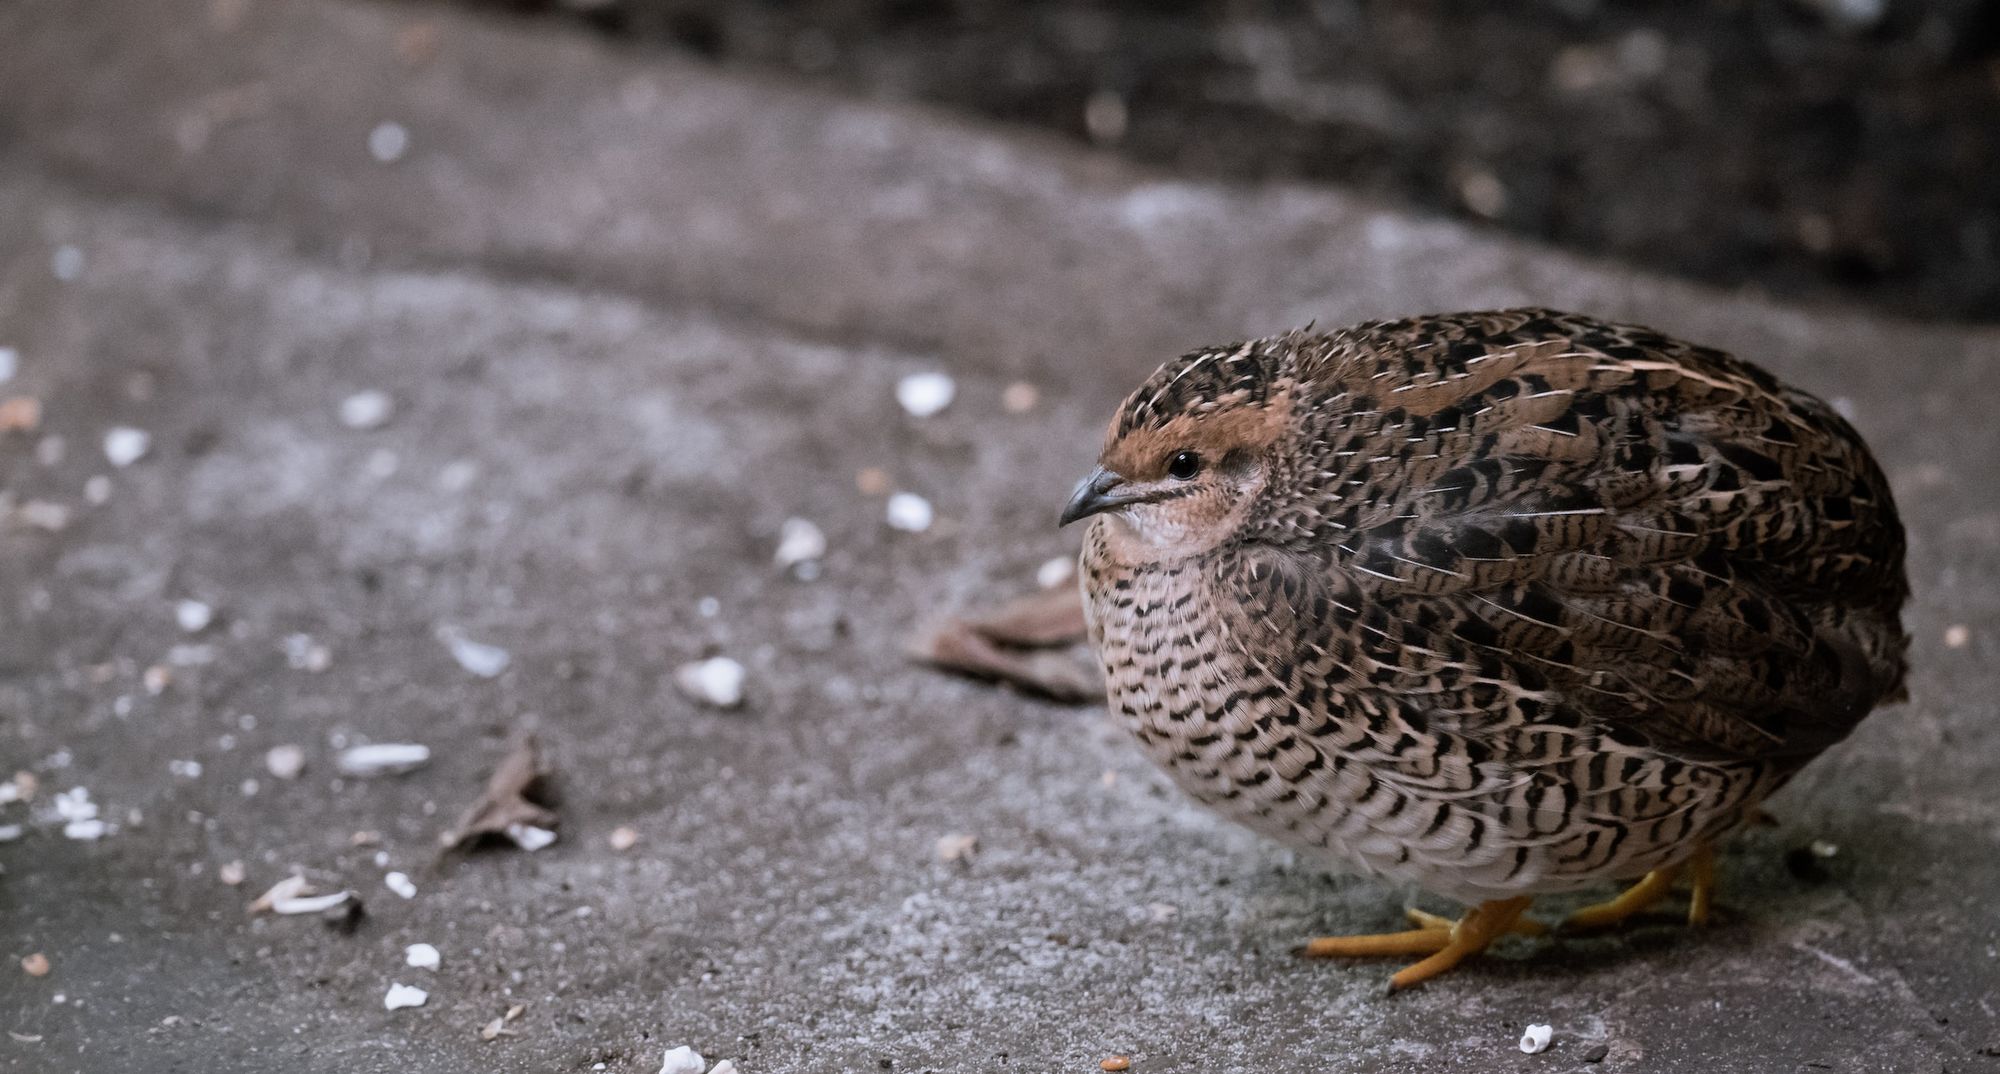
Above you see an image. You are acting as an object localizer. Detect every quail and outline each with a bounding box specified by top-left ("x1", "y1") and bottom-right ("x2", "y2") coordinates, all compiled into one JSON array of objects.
[{"x1": 1058, "y1": 308, "x2": 1909, "y2": 989}]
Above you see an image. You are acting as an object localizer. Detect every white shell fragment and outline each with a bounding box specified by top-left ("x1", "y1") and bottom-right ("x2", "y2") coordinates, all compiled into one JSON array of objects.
[
  {"x1": 336, "y1": 743, "x2": 431, "y2": 777},
  {"x1": 504, "y1": 823, "x2": 557, "y2": 852},
  {"x1": 1036, "y1": 555, "x2": 1075, "y2": 589},
  {"x1": 708, "y1": 1062, "x2": 739, "y2": 1074},
  {"x1": 441, "y1": 631, "x2": 511, "y2": 678},
  {"x1": 368, "y1": 122, "x2": 410, "y2": 164},
  {"x1": 772, "y1": 517, "x2": 827, "y2": 570},
  {"x1": 249, "y1": 874, "x2": 353, "y2": 915},
  {"x1": 385, "y1": 871, "x2": 417, "y2": 900},
  {"x1": 175, "y1": 600, "x2": 214, "y2": 633},
  {"x1": 265, "y1": 744, "x2": 306, "y2": 780},
  {"x1": 404, "y1": 943, "x2": 440, "y2": 970},
  {"x1": 54, "y1": 787, "x2": 108, "y2": 841},
  {"x1": 658, "y1": 1046, "x2": 706, "y2": 1074},
  {"x1": 895, "y1": 371, "x2": 956, "y2": 417},
  {"x1": 885, "y1": 492, "x2": 933, "y2": 533},
  {"x1": 383, "y1": 983, "x2": 428, "y2": 1011},
  {"x1": 675, "y1": 656, "x2": 746, "y2": 709},
  {"x1": 1520, "y1": 1023, "x2": 1553, "y2": 1054},
  {"x1": 339, "y1": 390, "x2": 395, "y2": 430},
  {"x1": 102, "y1": 427, "x2": 151, "y2": 468}
]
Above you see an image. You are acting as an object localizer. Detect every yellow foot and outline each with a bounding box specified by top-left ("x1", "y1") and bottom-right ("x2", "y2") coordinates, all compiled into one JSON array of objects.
[
  {"x1": 1563, "y1": 844, "x2": 1717, "y2": 931},
  {"x1": 1301, "y1": 896, "x2": 1537, "y2": 991}
]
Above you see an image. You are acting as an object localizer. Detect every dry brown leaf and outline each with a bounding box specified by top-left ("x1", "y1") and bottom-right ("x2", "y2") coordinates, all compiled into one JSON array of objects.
[
  {"x1": 911, "y1": 585, "x2": 1100, "y2": 703},
  {"x1": 440, "y1": 734, "x2": 558, "y2": 852}
]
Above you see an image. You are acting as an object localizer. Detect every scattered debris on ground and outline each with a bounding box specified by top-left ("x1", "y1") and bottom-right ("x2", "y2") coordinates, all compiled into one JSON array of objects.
[
  {"x1": 934, "y1": 833, "x2": 977, "y2": 863},
  {"x1": 102, "y1": 426, "x2": 150, "y2": 467},
  {"x1": 439, "y1": 628, "x2": 511, "y2": 678},
  {"x1": 895, "y1": 371, "x2": 955, "y2": 418},
  {"x1": 1520, "y1": 1024, "x2": 1553, "y2": 1054},
  {"x1": 480, "y1": 1003, "x2": 527, "y2": 1041},
  {"x1": 884, "y1": 492, "x2": 933, "y2": 533},
  {"x1": 174, "y1": 599, "x2": 215, "y2": 633},
  {"x1": 911, "y1": 585, "x2": 1100, "y2": 702},
  {"x1": 675, "y1": 656, "x2": 746, "y2": 709},
  {"x1": 384, "y1": 982, "x2": 428, "y2": 1011},
  {"x1": 337, "y1": 743, "x2": 431, "y2": 777},
  {"x1": 385, "y1": 871, "x2": 418, "y2": 899},
  {"x1": 339, "y1": 389, "x2": 395, "y2": 430},
  {"x1": 405, "y1": 943, "x2": 441, "y2": 969},
  {"x1": 440, "y1": 734, "x2": 558, "y2": 852},
  {"x1": 52, "y1": 786, "x2": 109, "y2": 840},
  {"x1": 772, "y1": 517, "x2": 827, "y2": 576},
  {"x1": 657, "y1": 1045, "x2": 706, "y2": 1074},
  {"x1": 248, "y1": 875, "x2": 354, "y2": 916},
  {"x1": 265, "y1": 744, "x2": 306, "y2": 780}
]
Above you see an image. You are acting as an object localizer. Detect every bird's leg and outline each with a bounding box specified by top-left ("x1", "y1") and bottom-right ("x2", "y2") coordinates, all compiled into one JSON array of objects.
[
  {"x1": 1404, "y1": 906, "x2": 1546, "y2": 937},
  {"x1": 1301, "y1": 896, "x2": 1538, "y2": 989},
  {"x1": 1387, "y1": 896, "x2": 1537, "y2": 991},
  {"x1": 1562, "y1": 842, "x2": 1718, "y2": 931},
  {"x1": 1685, "y1": 844, "x2": 1715, "y2": 926}
]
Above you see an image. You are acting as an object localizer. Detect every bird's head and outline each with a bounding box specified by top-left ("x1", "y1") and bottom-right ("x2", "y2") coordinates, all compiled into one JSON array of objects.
[{"x1": 1060, "y1": 339, "x2": 1294, "y2": 561}]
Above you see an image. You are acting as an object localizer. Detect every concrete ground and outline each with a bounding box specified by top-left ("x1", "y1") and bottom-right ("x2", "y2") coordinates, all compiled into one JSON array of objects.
[{"x1": 1, "y1": 0, "x2": 1997, "y2": 1071}]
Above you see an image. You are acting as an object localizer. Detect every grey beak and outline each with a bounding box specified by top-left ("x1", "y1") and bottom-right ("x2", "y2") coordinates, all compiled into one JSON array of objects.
[{"x1": 1058, "y1": 466, "x2": 1132, "y2": 528}]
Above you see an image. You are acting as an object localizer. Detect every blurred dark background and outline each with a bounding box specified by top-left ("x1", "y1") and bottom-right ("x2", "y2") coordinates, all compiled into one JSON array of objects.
[{"x1": 447, "y1": 0, "x2": 2000, "y2": 322}]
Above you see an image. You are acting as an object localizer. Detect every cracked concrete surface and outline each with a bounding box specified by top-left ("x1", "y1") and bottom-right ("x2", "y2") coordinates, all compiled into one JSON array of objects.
[{"x1": 1, "y1": 0, "x2": 1997, "y2": 1071}]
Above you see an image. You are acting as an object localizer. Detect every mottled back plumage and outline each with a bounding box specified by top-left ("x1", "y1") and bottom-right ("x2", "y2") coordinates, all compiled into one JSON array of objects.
[{"x1": 1079, "y1": 308, "x2": 1908, "y2": 902}]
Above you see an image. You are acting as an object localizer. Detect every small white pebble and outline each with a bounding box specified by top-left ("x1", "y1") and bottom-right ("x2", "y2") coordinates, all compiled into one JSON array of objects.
[
  {"x1": 51, "y1": 245, "x2": 84, "y2": 281},
  {"x1": 103, "y1": 427, "x2": 151, "y2": 468},
  {"x1": 264, "y1": 744, "x2": 306, "y2": 780},
  {"x1": 1944, "y1": 624, "x2": 1970, "y2": 649},
  {"x1": 385, "y1": 872, "x2": 417, "y2": 900},
  {"x1": 174, "y1": 599, "x2": 214, "y2": 633},
  {"x1": 935, "y1": 833, "x2": 977, "y2": 862},
  {"x1": 368, "y1": 122, "x2": 409, "y2": 163},
  {"x1": 895, "y1": 371, "x2": 956, "y2": 417},
  {"x1": 1036, "y1": 555, "x2": 1075, "y2": 589},
  {"x1": 441, "y1": 631, "x2": 511, "y2": 678},
  {"x1": 0, "y1": 346, "x2": 16, "y2": 383},
  {"x1": 336, "y1": 743, "x2": 431, "y2": 777},
  {"x1": 0, "y1": 824, "x2": 24, "y2": 843},
  {"x1": 404, "y1": 943, "x2": 440, "y2": 970},
  {"x1": 1520, "y1": 1023, "x2": 1553, "y2": 1054},
  {"x1": 696, "y1": 596, "x2": 721, "y2": 618},
  {"x1": 658, "y1": 1046, "x2": 706, "y2": 1074},
  {"x1": 271, "y1": 890, "x2": 350, "y2": 915},
  {"x1": 15, "y1": 501, "x2": 69, "y2": 532},
  {"x1": 83, "y1": 475, "x2": 112, "y2": 505},
  {"x1": 339, "y1": 390, "x2": 394, "y2": 430},
  {"x1": 504, "y1": 824, "x2": 557, "y2": 852},
  {"x1": 708, "y1": 1062, "x2": 739, "y2": 1074},
  {"x1": 1000, "y1": 381, "x2": 1039, "y2": 413},
  {"x1": 773, "y1": 517, "x2": 827, "y2": 571},
  {"x1": 168, "y1": 759, "x2": 203, "y2": 780},
  {"x1": 675, "y1": 656, "x2": 746, "y2": 709},
  {"x1": 218, "y1": 860, "x2": 246, "y2": 886},
  {"x1": 383, "y1": 983, "x2": 428, "y2": 1011},
  {"x1": 283, "y1": 633, "x2": 332, "y2": 672},
  {"x1": 608, "y1": 826, "x2": 640, "y2": 851},
  {"x1": 885, "y1": 492, "x2": 933, "y2": 533}
]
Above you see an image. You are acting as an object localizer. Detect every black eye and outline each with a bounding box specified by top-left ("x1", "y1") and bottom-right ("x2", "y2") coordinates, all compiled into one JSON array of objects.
[{"x1": 1166, "y1": 451, "x2": 1202, "y2": 480}]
